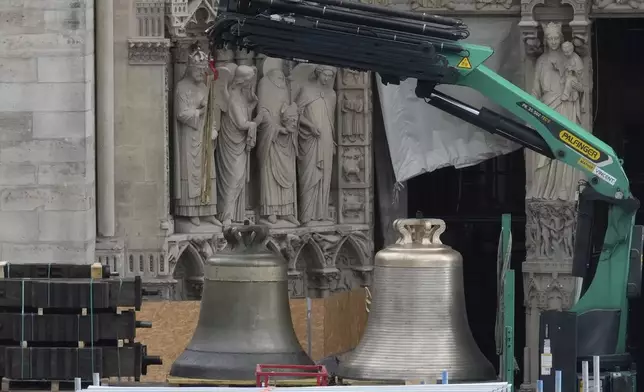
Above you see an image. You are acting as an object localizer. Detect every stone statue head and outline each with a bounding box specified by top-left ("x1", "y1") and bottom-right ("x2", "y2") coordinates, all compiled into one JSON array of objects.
[
  {"x1": 186, "y1": 49, "x2": 209, "y2": 83},
  {"x1": 311, "y1": 65, "x2": 337, "y2": 86},
  {"x1": 233, "y1": 65, "x2": 256, "y2": 85},
  {"x1": 280, "y1": 102, "x2": 299, "y2": 132},
  {"x1": 562, "y1": 41, "x2": 574, "y2": 56},
  {"x1": 232, "y1": 65, "x2": 257, "y2": 97},
  {"x1": 542, "y1": 22, "x2": 563, "y2": 52}
]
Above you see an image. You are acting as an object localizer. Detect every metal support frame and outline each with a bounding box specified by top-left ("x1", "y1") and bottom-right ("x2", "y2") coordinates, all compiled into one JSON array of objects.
[{"x1": 255, "y1": 364, "x2": 329, "y2": 386}]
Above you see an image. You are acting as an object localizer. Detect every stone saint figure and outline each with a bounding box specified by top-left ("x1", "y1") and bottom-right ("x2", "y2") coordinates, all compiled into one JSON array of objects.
[
  {"x1": 172, "y1": 48, "x2": 222, "y2": 229},
  {"x1": 293, "y1": 64, "x2": 337, "y2": 226},
  {"x1": 255, "y1": 62, "x2": 300, "y2": 227},
  {"x1": 526, "y1": 22, "x2": 585, "y2": 202},
  {"x1": 215, "y1": 64, "x2": 258, "y2": 226}
]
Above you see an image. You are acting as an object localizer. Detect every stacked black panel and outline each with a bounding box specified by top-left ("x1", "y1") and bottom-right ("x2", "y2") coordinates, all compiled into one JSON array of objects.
[{"x1": 0, "y1": 262, "x2": 162, "y2": 390}]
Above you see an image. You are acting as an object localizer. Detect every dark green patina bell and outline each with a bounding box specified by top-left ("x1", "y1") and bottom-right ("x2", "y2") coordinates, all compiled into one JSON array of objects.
[{"x1": 169, "y1": 223, "x2": 313, "y2": 383}]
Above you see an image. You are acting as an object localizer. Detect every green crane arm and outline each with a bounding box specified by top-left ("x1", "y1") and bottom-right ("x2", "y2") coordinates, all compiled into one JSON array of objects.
[
  {"x1": 208, "y1": 0, "x2": 641, "y2": 354},
  {"x1": 454, "y1": 46, "x2": 626, "y2": 199},
  {"x1": 450, "y1": 50, "x2": 639, "y2": 353}
]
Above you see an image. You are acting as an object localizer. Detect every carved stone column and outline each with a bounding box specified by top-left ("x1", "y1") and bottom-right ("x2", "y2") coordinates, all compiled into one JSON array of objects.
[
  {"x1": 335, "y1": 70, "x2": 373, "y2": 227},
  {"x1": 518, "y1": 1, "x2": 592, "y2": 390}
]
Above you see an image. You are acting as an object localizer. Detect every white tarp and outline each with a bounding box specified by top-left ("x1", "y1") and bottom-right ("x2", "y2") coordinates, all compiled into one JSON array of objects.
[{"x1": 377, "y1": 17, "x2": 524, "y2": 183}]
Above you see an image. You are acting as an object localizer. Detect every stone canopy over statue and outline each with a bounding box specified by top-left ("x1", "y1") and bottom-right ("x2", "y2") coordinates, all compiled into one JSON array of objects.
[{"x1": 171, "y1": 49, "x2": 349, "y2": 231}]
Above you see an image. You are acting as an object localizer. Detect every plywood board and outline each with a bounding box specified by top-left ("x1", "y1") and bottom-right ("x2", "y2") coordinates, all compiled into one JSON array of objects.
[{"x1": 135, "y1": 289, "x2": 367, "y2": 382}]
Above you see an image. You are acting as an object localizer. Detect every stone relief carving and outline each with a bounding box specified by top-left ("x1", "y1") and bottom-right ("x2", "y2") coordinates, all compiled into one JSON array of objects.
[
  {"x1": 525, "y1": 22, "x2": 586, "y2": 203},
  {"x1": 255, "y1": 58, "x2": 300, "y2": 227},
  {"x1": 291, "y1": 64, "x2": 338, "y2": 227},
  {"x1": 475, "y1": 0, "x2": 513, "y2": 10},
  {"x1": 128, "y1": 39, "x2": 171, "y2": 65},
  {"x1": 409, "y1": 0, "x2": 520, "y2": 12},
  {"x1": 342, "y1": 190, "x2": 367, "y2": 220},
  {"x1": 341, "y1": 147, "x2": 365, "y2": 183},
  {"x1": 215, "y1": 62, "x2": 259, "y2": 225},
  {"x1": 523, "y1": 270, "x2": 577, "y2": 311},
  {"x1": 525, "y1": 201, "x2": 576, "y2": 260},
  {"x1": 593, "y1": 0, "x2": 644, "y2": 10},
  {"x1": 340, "y1": 92, "x2": 366, "y2": 143},
  {"x1": 172, "y1": 46, "x2": 223, "y2": 232}
]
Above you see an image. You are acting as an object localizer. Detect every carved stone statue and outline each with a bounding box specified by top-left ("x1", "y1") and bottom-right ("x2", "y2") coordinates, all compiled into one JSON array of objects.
[
  {"x1": 340, "y1": 92, "x2": 365, "y2": 142},
  {"x1": 291, "y1": 64, "x2": 337, "y2": 227},
  {"x1": 215, "y1": 63, "x2": 258, "y2": 226},
  {"x1": 172, "y1": 47, "x2": 222, "y2": 231},
  {"x1": 255, "y1": 58, "x2": 300, "y2": 227},
  {"x1": 526, "y1": 22, "x2": 585, "y2": 202}
]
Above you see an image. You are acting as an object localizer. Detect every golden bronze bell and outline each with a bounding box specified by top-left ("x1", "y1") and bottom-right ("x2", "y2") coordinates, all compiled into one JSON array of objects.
[
  {"x1": 170, "y1": 224, "x2": 314, "y2": 382},
  {"x1": 337, "y1": 218, "x2": 496, "y2": 383}
]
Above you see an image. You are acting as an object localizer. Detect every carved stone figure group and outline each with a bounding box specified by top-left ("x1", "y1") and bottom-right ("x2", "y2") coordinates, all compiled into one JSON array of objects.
[
  {"x1": 172, "y1": 48, "x2": 339, "y2": 231},
  {"x1": 526, "y1": 202, "x2": 576, "y2": 260}
]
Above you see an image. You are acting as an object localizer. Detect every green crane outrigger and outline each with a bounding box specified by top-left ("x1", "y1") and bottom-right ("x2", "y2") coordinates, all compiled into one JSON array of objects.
[{"x1": 207, "y1": 2, "x2": 641, "y2": 389}]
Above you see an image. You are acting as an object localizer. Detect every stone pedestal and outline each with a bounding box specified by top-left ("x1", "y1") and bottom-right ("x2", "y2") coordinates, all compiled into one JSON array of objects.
[
  {"x1": 0, "y1": 1, "x2": 96, "y2": 262},
  {"x1": 520, "y1": 200, "x2": 582, "y2": 392}
]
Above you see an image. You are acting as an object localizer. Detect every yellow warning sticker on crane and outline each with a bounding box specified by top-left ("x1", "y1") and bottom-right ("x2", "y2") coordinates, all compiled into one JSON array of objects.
[{"x1": 457, "y1": 57, "x2": 472, "y2": 69}]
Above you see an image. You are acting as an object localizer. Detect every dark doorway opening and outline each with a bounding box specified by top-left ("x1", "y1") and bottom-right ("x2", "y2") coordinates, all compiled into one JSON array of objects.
[
  {"x1": 591, "y1": 17, "x2": 644, "y2": 392},
  {"x1": 406, "y1": 149, "x2": 527, "y2": 382}
]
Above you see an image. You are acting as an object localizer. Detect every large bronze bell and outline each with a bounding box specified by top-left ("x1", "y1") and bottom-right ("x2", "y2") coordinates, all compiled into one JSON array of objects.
[
  {"x1": 170, "y1": 223, "x2": 314, "y2": 382},
  {"x1": 337, "y1": 218, "x2": 496, "y2": 383}
]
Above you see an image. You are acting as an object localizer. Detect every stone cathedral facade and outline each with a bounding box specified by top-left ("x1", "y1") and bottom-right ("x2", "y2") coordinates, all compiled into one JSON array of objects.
[
  {"x1": 0, "y1": 0, "x2": 638, "y2": 391},
  {"x1": 103, "y1": 0, "x2": 376, "y2": 302}
]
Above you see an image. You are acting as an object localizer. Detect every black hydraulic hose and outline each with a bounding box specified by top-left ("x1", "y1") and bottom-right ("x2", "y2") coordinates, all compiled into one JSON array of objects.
[
  {"x1": 240, "y1": 22, "x2": 447, "y2": 63},
  {"x1": 240, "y1": 34, "x2": 457, "y2": 81},
  {"x1": 249, "y1": 0, "x2": 467, "y2": 40},
  {"x1": 298, "y1": 0, "x2": 465, "y2": 27},
  {"x1": 427, "y1": 90, "x2": 554, "y2": 158},
  {"x1": 295, "y1": 17, "x2": 465, "y2": 53}
]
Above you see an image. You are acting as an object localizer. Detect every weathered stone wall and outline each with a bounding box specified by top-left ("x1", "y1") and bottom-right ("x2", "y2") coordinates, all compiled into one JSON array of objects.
[
  {"x1": 110, "y1": 0, "x2": 170, "y2": 278},
  {"x1": 0, "y1": 0, "x2": 95, "y2": 263}
]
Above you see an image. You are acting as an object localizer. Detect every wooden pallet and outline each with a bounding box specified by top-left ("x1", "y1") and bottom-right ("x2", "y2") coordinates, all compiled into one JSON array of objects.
[
  {"x1": 0, "y1": 377, "x2": 94, "y2": 392},
  {"x1": 166, "y1": 375, "x2": 320, "y2": 387}
]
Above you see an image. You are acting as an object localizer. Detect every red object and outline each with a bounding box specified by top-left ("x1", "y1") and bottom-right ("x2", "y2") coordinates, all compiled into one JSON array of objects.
[
  {"x1": 255, "y1": 364, "x2": 329, "y2": 387},
  {"x1": 209, "y1": 58, "x2": 219, "y2": 80}
]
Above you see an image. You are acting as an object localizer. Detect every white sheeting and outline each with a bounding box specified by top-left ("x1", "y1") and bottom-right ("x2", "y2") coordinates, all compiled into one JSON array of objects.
[{"x1": 377, "y1": 18, "x2": 524, "y2": 183}]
